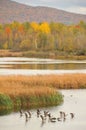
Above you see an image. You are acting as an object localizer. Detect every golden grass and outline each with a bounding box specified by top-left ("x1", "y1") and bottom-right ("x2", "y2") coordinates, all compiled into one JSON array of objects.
[
  {"x1": 0, "y1": 74, "x2": 86, "y2": 91},
  {"x1": 0, "y1": 74, "x2": 85, "y2": 110},
  {"x1": 0, "y1": 84, "x2": 56, "y2": 98}
]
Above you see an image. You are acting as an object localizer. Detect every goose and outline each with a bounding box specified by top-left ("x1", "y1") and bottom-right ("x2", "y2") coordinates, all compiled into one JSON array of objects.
[
  {"x1": 50, "y1": 119, "x2": 56, "y2": 123},
  {"x1": 44, "y1": 111, "x2": 49, "y2": 117},
  {"x1": 40, "y1": 115, "x2": 46, "y2": 122},
  {"x1": 37, "y1": 109, "x2": 41, "y2": 117},
  {"x1": 57, "y1": 117, "x2": 62, "y2": 121},
  {"x1": 37, "y1": 109, "x2": 41, "y2": 113},
  {"x1": 62, "y1": 112, "x2": 68, "y2": 118},
  {"x1": 27, "y1": 111, "x2": 31, "y2": 118},
  {"x1": 47, "y1": 113, "x2": 51, "y2": 119},
  {"x1": 25, "y1": 112, "x2": 29, "y2": 122},
  {"x1": 19, "y1": 109, "x2": 23, "y2": 116},
  {"x1": 63, "y1": 117, "x2": 66, "y2": 122},
  {"x1": 59, "y1": 111, "x2": 63, "y2": 118},
  {"x1": 48, "y1": 113, "x2": 56, "y2": 122},
  {"x1": 70, "y1": 113, "x2": 74, "y2": 118}
]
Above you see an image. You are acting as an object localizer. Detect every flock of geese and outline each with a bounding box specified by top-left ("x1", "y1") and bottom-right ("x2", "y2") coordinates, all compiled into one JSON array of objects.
[{"x1": 19, "y1": 109, "x2": 75, "y2": 124}]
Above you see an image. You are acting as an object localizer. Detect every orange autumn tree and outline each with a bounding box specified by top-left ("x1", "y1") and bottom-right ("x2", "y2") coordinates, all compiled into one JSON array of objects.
[
  {"x1": 5, "y1": 26, "x2": 12, "y2": 48},
  {"x1": 5, "y1": 27, "x2": 11, "y2": 37},
  {"x1": 18, "y1": 24, "x2": 24, "y2": 34}
]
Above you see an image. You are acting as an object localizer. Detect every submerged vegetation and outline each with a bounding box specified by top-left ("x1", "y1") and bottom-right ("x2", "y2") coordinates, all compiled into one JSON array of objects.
[{"x1": 0, "y1": 21, "x2": 86, "y2": 59}]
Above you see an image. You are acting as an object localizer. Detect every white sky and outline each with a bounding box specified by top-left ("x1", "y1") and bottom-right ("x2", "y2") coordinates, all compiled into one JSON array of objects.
[{"x1": 12, "y1": 0, "x2": 86, "y2": 14}]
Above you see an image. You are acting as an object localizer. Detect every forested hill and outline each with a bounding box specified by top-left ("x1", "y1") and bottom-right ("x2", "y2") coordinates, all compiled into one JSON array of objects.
[{"x1": 0, "y1": 0, "x2": 86, "y2": 24}]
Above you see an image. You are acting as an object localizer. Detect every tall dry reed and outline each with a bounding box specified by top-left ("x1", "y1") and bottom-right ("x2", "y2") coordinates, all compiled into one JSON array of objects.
[{"x1": 0, "y1": 74, "x2": 85, "y2": 89}]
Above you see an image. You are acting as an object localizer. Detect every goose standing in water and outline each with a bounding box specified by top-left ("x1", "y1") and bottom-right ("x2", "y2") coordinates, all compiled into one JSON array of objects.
[
  {"x1": 59, "y1": 111, "x2": 67, "y2": 121},
  {"x1": 63, "y1": 112, "x2": 68, "y2": 118},
  {"x1": 37, "y1": 109, "x2": 41, "y2": 117},
  {"x1": 19, "y1": 109, "x2": 23, "y2": 117},
  {"x1": 40, "y1": 115, "x2": 46, "y2": 127},
  {"x1": 70, "y1": 113, "x2": 74, "y2": 118},
  {"x1": 57, "y1": 117, "x2": 62, "y2": 121},
  {"x1": 40, "y1": 115, "x2": 46, "y2": 123},
  {"x1": 44, "y1": 111, "x2": 49, "y2": 117},
  {"x1": 27, "y1": 111, "x2": 31, "y2": 118},
  {"x1": 25, "y1": 112, "x2": 29, "y2": 122},
  {"x1": 59, "y1": 111, "x2": 63, "y2": 118},
  {"x1": 48, "y1": 113, "x2": 56, "y2": 122}
]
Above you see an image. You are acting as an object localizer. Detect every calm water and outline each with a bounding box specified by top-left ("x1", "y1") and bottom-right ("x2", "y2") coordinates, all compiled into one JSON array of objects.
[
  {"x1": 0, "y1": 89, "x2": 86, "y2": 130},
  {"x1": 0, "y1": 57, "x2": 86, "y2": 75}
]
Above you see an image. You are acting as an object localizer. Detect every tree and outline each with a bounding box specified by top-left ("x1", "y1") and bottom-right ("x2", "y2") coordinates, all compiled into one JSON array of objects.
[
  {"x1": 39, "y1": 22, "x2": 50, "y2": 34},
  {"x1": 5, "y1": 27, "x2": 11, "y2": 37},
  {"x1": 19, "y1": 39, "x2": 32, "y2": 51}
]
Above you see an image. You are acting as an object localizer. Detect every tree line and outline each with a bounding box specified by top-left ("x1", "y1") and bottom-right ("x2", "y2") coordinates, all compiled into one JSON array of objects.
[{"x1": 0, "y1": 21, "x2": 86, "y2": 55}]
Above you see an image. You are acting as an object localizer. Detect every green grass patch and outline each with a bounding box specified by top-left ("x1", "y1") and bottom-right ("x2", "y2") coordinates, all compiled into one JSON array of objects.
[
  {"x1": 0, "y1": 91, "x2": 63, "y2": 113},
  {"x1": 12, "y1": 91, "x2": 63, "y2": 109},
  {"x1": 0, "y1": 93, "x2": 13, "y2": 109}
]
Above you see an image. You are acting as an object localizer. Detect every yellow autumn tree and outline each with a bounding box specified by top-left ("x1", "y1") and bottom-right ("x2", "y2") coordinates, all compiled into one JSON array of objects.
[
  {"x1": 39, "y1": 22, "x2": 50, "y2": 34},
  {"x1": 31, "y1": 22, "x2": 39, "y2": 31}
]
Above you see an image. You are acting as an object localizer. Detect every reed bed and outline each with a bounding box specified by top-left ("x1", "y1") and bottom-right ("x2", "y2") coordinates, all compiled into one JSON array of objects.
[
  {"x1": 0, "y1": 76, "x2": 63, "y2": 110},
  {"x1": 0, "y1": 74, "x2": 85, "y2": 89},
  {"x1": 0, "y1": 74, "x2": 86, "y2": 110}
]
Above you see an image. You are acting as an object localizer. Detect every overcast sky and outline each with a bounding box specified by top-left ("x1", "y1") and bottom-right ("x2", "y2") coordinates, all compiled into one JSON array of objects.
[{"x1": 12, "y1": 0, "x2": 86, "y2": 14}]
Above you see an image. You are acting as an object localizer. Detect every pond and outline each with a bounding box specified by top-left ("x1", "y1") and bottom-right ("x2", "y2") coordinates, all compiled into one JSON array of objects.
[
  {"x1": 0, "y1": 89, "x2": 86, "y2": 130},
  {"x1": 0, "y1": 57, "x2": 86, "y2": 75}
]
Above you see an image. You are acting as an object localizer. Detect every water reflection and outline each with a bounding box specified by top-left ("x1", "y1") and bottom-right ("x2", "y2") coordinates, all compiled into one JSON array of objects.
[
  {"x1": 0, "y1": 57, "x2": 86, "y2": 75},
  {"x1": 8, "y1": 63, "x2": 86, "y2": 70},
  {"x1": 0, "y1": 57, "x2": 86, "y2": 70}
]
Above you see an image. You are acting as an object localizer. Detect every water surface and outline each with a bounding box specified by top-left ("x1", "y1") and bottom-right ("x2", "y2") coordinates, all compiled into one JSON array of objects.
[{"x1": 0, "y1": 57, "x2": 86, "y2": 75}]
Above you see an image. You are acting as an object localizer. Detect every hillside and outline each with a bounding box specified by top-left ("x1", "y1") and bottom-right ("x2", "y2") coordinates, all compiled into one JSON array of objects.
[{"x1": 0, "y1": 0, "x2": 86, "y2": 24}]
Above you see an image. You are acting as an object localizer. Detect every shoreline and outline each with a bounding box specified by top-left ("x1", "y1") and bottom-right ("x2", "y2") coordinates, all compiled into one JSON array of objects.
[{"x1": 0, "y1": 50, "x2": 86, "y2": 60}]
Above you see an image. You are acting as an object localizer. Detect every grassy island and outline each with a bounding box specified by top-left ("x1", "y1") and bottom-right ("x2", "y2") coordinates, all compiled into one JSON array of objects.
[
  {"x1": 0, "y1": 74, "x2": 86, "y2": 111},
  {"x1": 0, "y1": 76, "x2": 63, "y2": 111}
]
